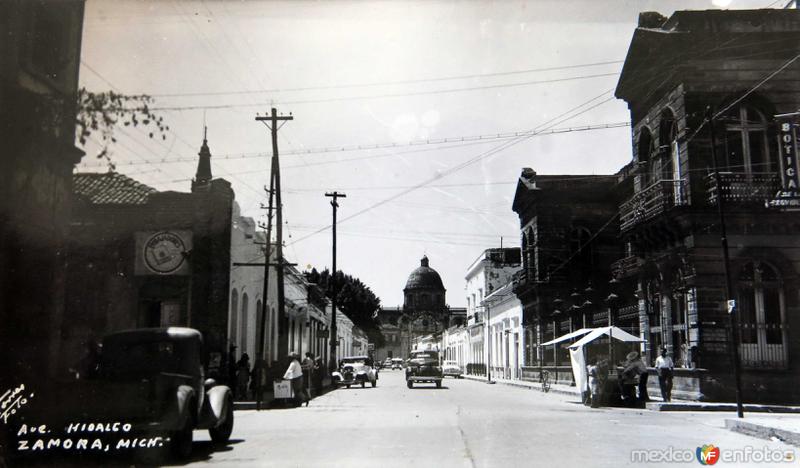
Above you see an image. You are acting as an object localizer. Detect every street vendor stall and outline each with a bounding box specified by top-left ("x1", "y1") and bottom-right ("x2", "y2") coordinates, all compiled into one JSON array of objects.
[{"x1": 567, "y1": 326, "x2": 643, "y2": 398}]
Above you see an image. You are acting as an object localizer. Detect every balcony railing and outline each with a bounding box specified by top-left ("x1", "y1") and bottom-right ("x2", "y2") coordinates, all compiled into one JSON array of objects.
[
  {"x1": 610, "y1": 255, "x2": 645, "y2": 279},
  {"x1": 707, "y1": 172, "x2": 780, "y2": 206},
  {"x1": 620, "y1": 179, "x2": 687, "y2": 231}
]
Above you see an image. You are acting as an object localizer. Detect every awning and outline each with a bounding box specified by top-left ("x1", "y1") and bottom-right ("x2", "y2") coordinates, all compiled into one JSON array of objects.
[
  {"x1": 539, "y1": 328, "x2": 593, "y2": 347},
  {"x1": 568, "y1": 326, "x2": 642, "y2": 349}
]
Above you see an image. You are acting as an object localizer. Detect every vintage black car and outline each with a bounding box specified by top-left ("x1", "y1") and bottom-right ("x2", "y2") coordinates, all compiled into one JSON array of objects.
[
  {"x1": 50, "y1": 328, "x2": 234, "y2": 460},
  {"x1": 405, "y1": 350, "x2": 443, "y2": 388}
]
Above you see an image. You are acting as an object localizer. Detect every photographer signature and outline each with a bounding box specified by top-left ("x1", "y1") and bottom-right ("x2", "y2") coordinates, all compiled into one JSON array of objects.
[{"x1": 1, "y1": 384, "x2": 33, "y2": 424}]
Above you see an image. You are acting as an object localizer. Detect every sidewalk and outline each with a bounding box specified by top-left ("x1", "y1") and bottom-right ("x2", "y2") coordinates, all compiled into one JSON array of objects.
[
  {"x1": 462, "y1": 373, "x2": 800, "y2": 447},
  {"x1": 461, "y1": 373, "x2": 582, "y2": 398},
  {"x1": 725, "y1": 417, "x2": 800, "y2": 447}
]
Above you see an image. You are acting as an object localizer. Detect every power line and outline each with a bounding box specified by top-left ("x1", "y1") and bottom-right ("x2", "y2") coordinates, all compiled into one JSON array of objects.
[
  {"x1": 77, "y1": 121, "x2": 630, "y2": 170},
  {"x1": 150, "y1": 60, "x2": 624, "y2": 98},
  {"x1": 286, "y1": 89, "x2": 617, "y2": 247},
  {"x1": 147, "y1": 72, "x2": 620, "y2": 111}
]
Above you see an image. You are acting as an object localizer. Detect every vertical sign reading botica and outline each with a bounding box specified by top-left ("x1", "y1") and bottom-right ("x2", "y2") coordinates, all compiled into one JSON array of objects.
[
  {"x1": 769, "y1": 116, "x2": 800, "y2": 210},
  {"x1": 135, "y1": 230, "x2": 193, "y2": 275}
]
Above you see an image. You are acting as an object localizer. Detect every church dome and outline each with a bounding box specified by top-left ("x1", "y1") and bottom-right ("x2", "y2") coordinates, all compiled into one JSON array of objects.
[{"x1": 404, "y1": 256, "x2": 445, "y2": 291}]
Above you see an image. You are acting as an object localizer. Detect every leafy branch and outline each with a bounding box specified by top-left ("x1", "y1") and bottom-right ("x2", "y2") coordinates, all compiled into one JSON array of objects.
[{"x1": 75, "y1": 88, "x2": 170, "y2": 169}]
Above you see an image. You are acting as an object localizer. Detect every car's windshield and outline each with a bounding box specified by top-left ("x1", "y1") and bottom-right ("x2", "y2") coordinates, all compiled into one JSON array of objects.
[{"x1": 444, "y1": 361, "x2": 458, "y2": 366}]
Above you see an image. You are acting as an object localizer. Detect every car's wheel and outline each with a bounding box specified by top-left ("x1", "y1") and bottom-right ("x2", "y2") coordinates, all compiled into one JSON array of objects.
[
  {"x1": 371, "y1": 380, "x2": 376, "y2": 388},
  {"x1": 346, "y1": 384, "x2": 351, "y2": 389},
  {"x1": 361, "y1": 381, "x2": 365, "y2": 388},
  {"x1": 170, "y1": 414, "x2": 194, "y2": 459},
  {"x1": 407, "y1": 380, "x2": 413, "y2": 389},
  {"x1": 209, "y1": 398, "x2": 234, "y2": 444},
  {"x1": 436, "y1": 380, "x2": 442, "y2": 389}
]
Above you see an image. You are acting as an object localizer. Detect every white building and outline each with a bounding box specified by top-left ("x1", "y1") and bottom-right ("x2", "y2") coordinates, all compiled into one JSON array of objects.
[
  {"x1": 464, "y1": 248, "x2": 521, "y2": 376},
  {"x1": 443, "y1": 325, "x2": 468, "y2": 368},
  {"x1": 228, "y1": 205, "x2": 271, "y2": 362},
  {"x1": 483, "y1": 282, "x2": 524, "y2": 381}
]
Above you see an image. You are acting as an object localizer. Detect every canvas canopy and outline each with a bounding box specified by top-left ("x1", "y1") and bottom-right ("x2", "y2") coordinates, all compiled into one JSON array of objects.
[
  {"x1": 567, "y1": 326, "x2": 642, "y2": 349},
  {"x1": 567, "y1": 326, "x2": 643, "y2": 396},
  {"x1": 538, "y1": 328, "x2": 593, "y2": 347}
]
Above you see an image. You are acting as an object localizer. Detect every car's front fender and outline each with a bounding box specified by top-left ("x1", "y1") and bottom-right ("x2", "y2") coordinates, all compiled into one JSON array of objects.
[
  {"x1": 199, "y1": 385, "x2": 232, "y2": 429},
  {"x1": 160, "y1": 385, "x2": 196, "y2": 431}
]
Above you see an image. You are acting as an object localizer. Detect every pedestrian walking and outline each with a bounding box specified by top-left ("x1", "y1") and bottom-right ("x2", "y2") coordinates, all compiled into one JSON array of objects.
[
  {"x1": 284, "y1": 352, "x2": 309, "y2": 407},
  {"x1": 313, "y1": 356, "x2": 324, "y2": 394},
  {"x1": 302, "y1": 352, "x2": 315, "y2": 397},
  {"x1": 655, "y1": 347, "x2": 675, "y2": 402},
  {"x1": 236, "y1": 353, "x2": 251, "y2": 400}
]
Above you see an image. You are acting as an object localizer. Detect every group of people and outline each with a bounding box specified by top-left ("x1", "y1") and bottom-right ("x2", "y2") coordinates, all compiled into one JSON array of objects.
[
  {"x1": 231, "y1": 351, "x2": 324, "y2": 405},
  {"x1": 585, "y1": 347, "x2": 675, "y2": 408}
]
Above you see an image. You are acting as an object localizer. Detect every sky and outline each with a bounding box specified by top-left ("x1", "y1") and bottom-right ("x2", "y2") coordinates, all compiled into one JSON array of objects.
[{"x1": 77, "y1": 0, "x2": 776, "y2": 308}]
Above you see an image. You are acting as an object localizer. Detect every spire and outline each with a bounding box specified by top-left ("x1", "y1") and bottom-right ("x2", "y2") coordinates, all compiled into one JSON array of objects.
[
  {"x1": 192, "y1": 126, "x2": 213, "y2": 191},
  {"x1": 420, "y1": 255, "x2": 429, "y2": 267}
]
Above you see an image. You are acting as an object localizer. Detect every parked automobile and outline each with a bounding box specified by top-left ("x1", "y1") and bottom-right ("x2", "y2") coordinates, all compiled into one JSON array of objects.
[
  {"x1": 391, "y1": 358, "x2": 404, "y2": 370},
  {"x1": 382, "y1": 358, "x2": 393, "y2": 369},
  {"x1": 47, "y1": 327, "x2": 234, "y2": 461},
  {"x1": 332, "y1": 356, "x2": 377, "y2": 388},
  {"x1": 405, "y1": 350, "x2": 443, "y2": 388},
  {"x1": 442, "y1": 360, "x2": 463, "y2": 378}
]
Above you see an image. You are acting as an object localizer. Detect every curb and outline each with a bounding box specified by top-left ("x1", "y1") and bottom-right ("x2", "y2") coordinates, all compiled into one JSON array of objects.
[
  {"x1": 725, "y1": 419, "x2": 800, "y2": 447},
  {"x1": 461, "y1": 374, "x2": 581, "y2": 398},
  {"x1": 647, "y1": 402, "x2": 800, "y2": 413}
]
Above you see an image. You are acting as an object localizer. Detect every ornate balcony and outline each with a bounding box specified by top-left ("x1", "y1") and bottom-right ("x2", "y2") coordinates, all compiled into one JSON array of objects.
[
  {"x1": 706, "y1": 172, "x2": 780, "y2": 206},
  {"x1": 620, "y1": 179, "x2": 687, "y2": 232},
  {"x1": 610, "y1": 255, "x2": 645, "y2": 279}
]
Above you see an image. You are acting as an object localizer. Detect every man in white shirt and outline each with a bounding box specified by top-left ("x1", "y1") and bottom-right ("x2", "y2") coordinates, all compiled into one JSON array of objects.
[
  {"x1": 655, "y1": 347, "x2": 675, "y2": 402},
  {"x1": 284, "y1": 352, "x2": 309, "y2": 406}
]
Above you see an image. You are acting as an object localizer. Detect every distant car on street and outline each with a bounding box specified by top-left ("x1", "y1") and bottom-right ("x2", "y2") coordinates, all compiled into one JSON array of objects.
[
  {"x1": 382, "y1": 358, "x2": 393, "y2": 368},
  {"x1": 442, "y1": 360, "x2": 463, "y2": 378},
  {"x1": 391, "y1": 358, "x2": 404, "y2": 370},
  {"x1": 332, "y1": 355, "x2": 377, "y2": 388},
  {"x1": 405, "y1": 350, "x2": 443, "y2": 388}
]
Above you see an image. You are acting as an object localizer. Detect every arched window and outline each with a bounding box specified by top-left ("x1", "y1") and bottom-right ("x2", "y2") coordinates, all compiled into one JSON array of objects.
[
  {"x1": 420, "y1": 294, "x2": 429, "y2": 306},
  {"x1": 256, "y1": 299, "x2": 263, "y2": 356},
  {"x1": 637, "y1": 128, "x2": 655, "y2": 185},
  {"x1": 722, "y1": 105, "x2": 771, "y2": 174},
  {"x1": 570, "y1": 226, "x2": 593, "y2": 266},
  {"x1": 240, "y1": 293, "x2": 249, "y2": 355},
  {"x1": 659, "y1": 109, "x2": 678, "y2": 181},
  {"x1": 230, "y1": 289, "x2": 239, "y2": 350},
  {"x1": 737, "y1": 261, "x2": 786, "y2": 368}
]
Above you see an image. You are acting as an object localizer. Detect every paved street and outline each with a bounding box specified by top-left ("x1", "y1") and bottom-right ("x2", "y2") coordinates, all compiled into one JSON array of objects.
[{"x1": 178, "y1": 370, "x2": 795, "y2": 468}]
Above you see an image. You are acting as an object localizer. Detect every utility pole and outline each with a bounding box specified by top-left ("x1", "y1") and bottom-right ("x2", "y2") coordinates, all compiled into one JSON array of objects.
[
  {"x1": 255, "y1": 178, "x2": 274, "y2": 411},
  {"x1": 707, "y1": 107, "x2": 744, "y2": 418},
  {"x1": 325, "y1": 191, "x2": 346, "y2": 372},
  {"x1": 255, "y1": 107, "x2": 293, "y2": 365}
]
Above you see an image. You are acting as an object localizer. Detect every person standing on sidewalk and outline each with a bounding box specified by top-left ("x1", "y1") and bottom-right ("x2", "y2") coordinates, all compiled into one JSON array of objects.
[
  {"x1": 655, "y1": 347, "x2": 675, "y2": 402},
  {"x1": 302, "y1": 352, "x2": 315, "y2": 398},
  {"x1": 283, "y1": 352, "x2": 309, "y2": 407}
]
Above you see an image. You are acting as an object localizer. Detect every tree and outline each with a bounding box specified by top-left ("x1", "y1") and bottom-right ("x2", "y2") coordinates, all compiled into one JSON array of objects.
[
  {"x1": 305, "y1": 268, "x2": 385, "y2": 348},
  {"x1": 75, "y1": 88, "x2": 170, "y2": 169}
]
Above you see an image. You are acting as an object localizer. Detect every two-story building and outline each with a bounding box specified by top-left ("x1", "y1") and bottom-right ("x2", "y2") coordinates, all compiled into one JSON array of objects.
[{"x1": 611, "y1": 9, "x2": 800, "y2": 403}]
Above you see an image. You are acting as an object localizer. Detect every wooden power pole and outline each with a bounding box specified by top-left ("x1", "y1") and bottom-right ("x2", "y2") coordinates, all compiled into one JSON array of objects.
[{"x1": 325, "y1": 191, "x2": 346, "y2": 371}]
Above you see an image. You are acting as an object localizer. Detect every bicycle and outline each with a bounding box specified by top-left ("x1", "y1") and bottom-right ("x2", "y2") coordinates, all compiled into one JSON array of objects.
[{"x1": 539, "y1": 369, "x2": 551, "y2": 393}]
